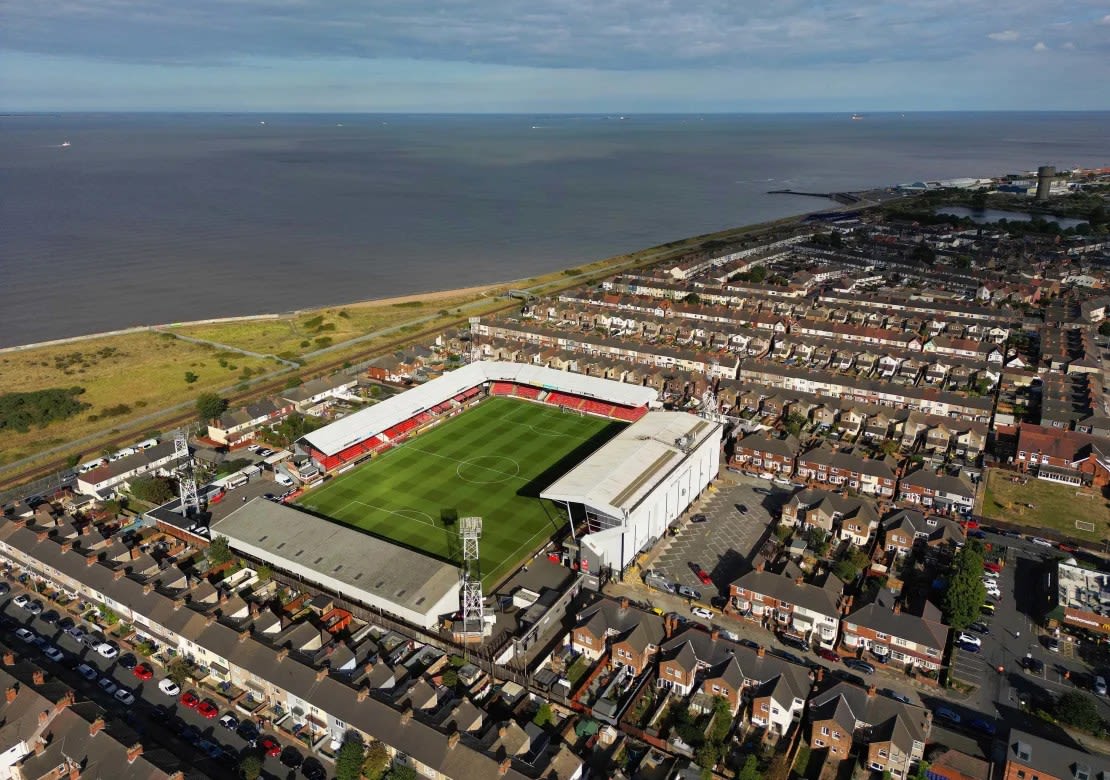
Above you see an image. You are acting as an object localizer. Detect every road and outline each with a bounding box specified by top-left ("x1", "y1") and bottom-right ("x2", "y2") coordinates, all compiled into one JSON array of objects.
[{"x1": 0, "y1": 584, "x2": 323, "y2": 780}]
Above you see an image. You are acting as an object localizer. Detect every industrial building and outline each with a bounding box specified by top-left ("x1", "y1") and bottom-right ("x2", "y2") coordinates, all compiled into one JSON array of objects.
[
  {"x1": 541, "y1": 411, "x2": 722, "y2": 576},
  {"x1": 211, "y1": 499, "x2": 461, "y2": 629}
]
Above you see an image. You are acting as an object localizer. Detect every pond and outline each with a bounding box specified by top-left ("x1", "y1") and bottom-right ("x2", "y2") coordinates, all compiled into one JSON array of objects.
[{"x1": 938, "y1": 206, "x2": 1085, "y2": 229}]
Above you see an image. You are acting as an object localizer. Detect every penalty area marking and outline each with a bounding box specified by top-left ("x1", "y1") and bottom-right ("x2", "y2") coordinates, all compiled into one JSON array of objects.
[
  {"x1": 339, "y1": 499, "x2": 438, "y2": 529},
  {"x1": 1076, "y1": 519, "x2": 1095, "y2": 532}
]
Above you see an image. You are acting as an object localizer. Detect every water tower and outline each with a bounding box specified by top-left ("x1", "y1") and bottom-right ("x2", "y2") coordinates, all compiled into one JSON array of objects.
[{"x1": 1035, "y1": 165, "x2": 1055, "y2": 201}]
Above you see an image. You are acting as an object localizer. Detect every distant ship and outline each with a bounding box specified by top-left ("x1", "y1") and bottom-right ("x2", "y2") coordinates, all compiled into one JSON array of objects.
[
  {"x1": 61, "y1": 140, "x2": 71, "y2": 147},
  {"x1": 850, "y1": 114, "x2": 865, "y2": 121}
]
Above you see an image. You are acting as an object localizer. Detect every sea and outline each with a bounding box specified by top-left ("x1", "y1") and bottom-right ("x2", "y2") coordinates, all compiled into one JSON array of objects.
[{"x1": 2, "y1": 112, "x2": 1108, "y2": 348}]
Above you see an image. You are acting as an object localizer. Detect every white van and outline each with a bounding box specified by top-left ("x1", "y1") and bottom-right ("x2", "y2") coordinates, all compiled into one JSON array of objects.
[
  {"x1": 135, "y1": 438, "x2": 158, "y2": 450},
  {"x1": 226, "y1": 474, "x2": 249, "y2": 489},
  {"x1": 274, "y1": 472, "x2": 294, "y2": 487}
]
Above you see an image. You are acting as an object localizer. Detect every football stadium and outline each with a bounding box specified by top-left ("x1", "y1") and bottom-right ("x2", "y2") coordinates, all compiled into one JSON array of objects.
[
  {"x1": 212, "y1": 362, "x2": 721, "y2": 631},
  {"x1": 296, "y1": 396, "x2": 625, "y2": 587}
]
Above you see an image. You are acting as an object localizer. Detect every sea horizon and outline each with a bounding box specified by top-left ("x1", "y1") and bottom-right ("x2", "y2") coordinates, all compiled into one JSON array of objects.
[{"x1": 4, "y1": 111, "x2": 1108, "y2": 347}]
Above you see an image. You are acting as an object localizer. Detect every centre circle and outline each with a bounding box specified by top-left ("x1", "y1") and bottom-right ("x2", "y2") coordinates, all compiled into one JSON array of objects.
[{"x1": 456, "y1": 456, "x2": 520, "y2": 484}]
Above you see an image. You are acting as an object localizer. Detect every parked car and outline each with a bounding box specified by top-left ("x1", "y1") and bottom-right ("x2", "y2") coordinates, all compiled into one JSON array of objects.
[
  {"x1": 26, "y1": 600, "x2": 43, "y2": 615},
  {"x1": 982, "y1": 569, "x2": 1000, "y2": 580},
  {"x1": 816, "y1": 648, "x2": 841, "y2": 663},
  {"x1": 957, "y1": 641, "x2": 980, "y2": 654},
  {"x1": 117, "y1": 653, "x2": 137, "y2": 670},
  {"x1": 980, "y1": 603, "x2": 996, "y2": 616},
  {"x1": 1095, "y1": 676, "x2": 1107, "y2": 696},
  {"x1": 219, "y1": 713, "x2": 239, "y2": 730},
  {"x1": 75, "y1": 663, "x2": 98, "y2": 681},
  {"x1": 968, "y1": 530, "x2": 986, "y2": 540},
  {"x1": 1030, "y1": 537, "x2": 1054, "y2": 548},
  {"x1": 1058, "y1": 543, "x2": 1079, "y2": 553},
  {"x1": 114, "y1": 687, "x2": 136, "y2": 706},
  {"x1": 133, "y1": 663, "x2": 154, "y2": 680},
  {"x1": 845, "y1": 659, "x2": 875, "y2": 674},
  {"x1": 691, "y1": 606, "x2": 713, "y2": 620},
  {"x1": 97, "y1": 677, "x2": 118, "y2": 696},
  {"x1": 934, "y1": 706, "x2": 961, "y2": 725},
  {"x1": 259, "y1": 737, "x2": 281, "y2": 758},
  {"x1": 968, "y1": 717, "x2": 996, "y2": 736},
  {"x1": 42, "y1": 645, "x2": 65, "y2": 663},
  {"x1": 737, "y1": 504, "x2": 749, "y2": 515},
  {"x1": 0, "y1": 582, "x2": 8, "y2": 597},
  {"x1": 158, "y1": 678, "x2": 181, "y2": 696},
  {"x1": 1021, "y1": 657, "x2": 1045, "y2": 675},
  {"x1": 983, "y1": 562, "x2": 1002, "y2": 573},
  {"x1": 197, "y1": 700, "x2": 219, "y2": 719},
  {"x1": 57, "y1": 617, "x2": 75, "y2": 631},
  {"x1": 882, "y1": 689, "x2": 912, "y2": 704},
  {"x1": 780, "y1": 634, "x2": 811, "y2": 653},
  {"x1": 1047, "y1": 637, "x2": 1060, "y2": 653},
  {"x1": 95, "y1": 642, "x2": 119, "y2": 659},
  {"x1": 13, "y1": 594, "x2": 30, "y2": 608},
  {"x1": 13, "y1": 628, "x2": 36, "y2": 643},
  {"x1": 690, "y1": 514, "x2": 708, "y2": 524},
  {"x1": 236, "y1": 720, "x2": 260, "y2": 745},
  {"x1": 693, "y1": 567, "x2": 713, "y2": 586},
  {"x1": 280, "y1": 746, "x2": 304, "y2": 769},
  {"x1": 677, "y1": 585, "x2": 701, "y2": 600},
  {"x1": 40, "y1": 609, "x2": 60, "y2": 624},
  {"x1": 956, "y1": 633, "x2": 981, "y2": 648},
  {"x1": 179, "y1": 691, "x2": 200, "y2": 709},
  {"x1": 830, "y1": 669, "x2": 866, "y2": 687}
]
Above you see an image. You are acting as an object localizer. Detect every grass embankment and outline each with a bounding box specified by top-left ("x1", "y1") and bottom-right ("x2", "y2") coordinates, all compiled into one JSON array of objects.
[
  {"x1": 980, "y1": 469, "x2": 1110, "y2": 544},
  {"x1": 0, "y1": 333, "x2": 274, "y2": 468},
  {"x1": 171, "y1": 287, "x2": 507, "y2": 359}
]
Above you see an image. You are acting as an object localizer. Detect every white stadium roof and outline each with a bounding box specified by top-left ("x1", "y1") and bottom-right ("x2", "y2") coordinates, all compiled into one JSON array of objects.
[
  {"x1": 541, "y1": 411, "x2": 719, "y2": 518},
  {"x1": 301, "y1": 360, "x2": 657, "y2": 456}
]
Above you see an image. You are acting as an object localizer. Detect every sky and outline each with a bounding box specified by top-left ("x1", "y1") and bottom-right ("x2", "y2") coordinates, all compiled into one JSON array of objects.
[{"x1": 2, "y1": 0, "x2": 1109, "y2": 112}]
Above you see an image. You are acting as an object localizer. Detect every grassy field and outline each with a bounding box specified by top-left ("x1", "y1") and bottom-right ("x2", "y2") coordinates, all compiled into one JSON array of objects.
[
  {"x1": 980, "y1": 468, "x2": 1110, "y2": 543},
  {"x1": 171, "y1": 288, "x2": 506, "y2": 359},
  {"x1": 0, "y1": 333, "x2": 275, "y2": 467},
  {"x1": 296, "y1": 397, "x2": 624, "y2": 587}
]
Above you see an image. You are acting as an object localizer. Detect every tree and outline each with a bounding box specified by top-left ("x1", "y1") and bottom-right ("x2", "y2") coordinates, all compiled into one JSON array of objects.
[
  {"x1": 385, "y1": 765, "x2": 418, "y2": 780},
  {"x1": 911, "y1": 244, "x2": 936, "y2": 265},
  {"x1": 184, "y1": 371, "x2": 199, "y2": 384},
  {"x1": 748, "y1": 265, "x2": 767, "y2": 284},
  {"x1": 533, "y1": 702, "x2": 555, "y2": 728},
  {"x1": 195, "y1": 392, "x2": 228, "y2": 424},
  {"x1": 1054, "y1": 691, "x2": 1103, "y2": 733},
  {"x1": 361, "y1": 740, "x2": 390, "y2": 780},
  {"x1": 833, "y1": 547, "x2": 869, "y2": 583},
  {"x1": 129, "y1": 476, "x2": 176, "y2": 505},
  {"x1": 783, "y1": 412, "x2": 807, "y2": 437},
  {"x1": 239, "y1": 753, "x2": 263, "y2": 780},
  {"x1": 1099, "y1": 321, "x2": 1110, "y2": 338},
  {"x1": 879, "y1": 438, "x2": 901, "y2": 457},
  {"x1": 206, "y1": 536, "x2": 234, "y2": 566},
  {"x1": 166, "y1": 657, "x2": 196, "y2": 687},
  {"x1": 943, "y1": 539, "x2": 987, "y2": 629},
  {"x1": 335, "y1": 737, "x2": 367, "y2": 780},
  {"x1": 737, "y1": 755, "x2": 761, "y2": 780},
  {"x1": 684, "y1": 292, "x2": 701, "y2": 304},
  {"x1": 255, "y1": 563, "x2": 272, "y2": 582},
  {"x1": 695, "y1": 742, "x2": 720, "y2": 771}
]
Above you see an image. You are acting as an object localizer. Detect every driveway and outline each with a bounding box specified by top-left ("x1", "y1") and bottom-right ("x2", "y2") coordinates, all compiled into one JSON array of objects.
[{"x1": 651, "y1": 479, "x2": 793, "y2": 600}]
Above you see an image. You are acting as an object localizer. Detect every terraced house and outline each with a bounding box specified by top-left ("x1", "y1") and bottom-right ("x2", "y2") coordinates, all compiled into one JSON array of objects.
[
  {"x1": 729, "y1": 568, "x2": 842, "y2": 650},
  {"x1": 840, "y1": 595, "x2": 948, "y2": 671},
  {"x1": 569, "y1": 598, "x2": 664, "y2": 676},
  {"x1": 731, "y1": 432, "x2": 799, "y2": 477},
  {"x1": 780, "y1": 488, "x2": 880, "y2": 547},
  {"x1": 897, "y1": 469, "x2": 976, "y2": 515},
  {"x1": 795, "y1": 445, "x2": 898, "y2": 498}
]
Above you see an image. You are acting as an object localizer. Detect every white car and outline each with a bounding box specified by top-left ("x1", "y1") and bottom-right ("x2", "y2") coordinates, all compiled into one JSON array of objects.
[
  {"x1": 158, "y1": 678, "x2": 181, "y2": 696},
  {"x1": 691, "y1": 606, "x2": 714, "y2": 620},
  {"x1": 982, "y1": 570, "x2": 1000, "y2": 580},
  {"x1": 957, "y1": 633, "x2": 981, "y2": 648},
  {"x1": 13, "y1": 594, "x2": 30, "y2": 608},
  {"x1": 1030, "y1": 537, "x2": 1054, "y2": 548},
  {"x1": 95, "y1": 642, "x2": 119, "y2": 659}
]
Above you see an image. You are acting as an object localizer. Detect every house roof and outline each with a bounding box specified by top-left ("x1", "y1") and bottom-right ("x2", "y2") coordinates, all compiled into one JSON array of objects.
[
  {"x1": 731, "y1": 570, "x2": 841, "y2": 618},
  {"x1": 898, "y1": 468, "x2": 974, "y2": 498},
  {"x1": 809, "y1": 681, "x2": 930, "y2": 753},
  {"x1": 1005, "y1": 728, "x2": 1110, "y2": 778},
  {"x1": 845, "y1": 599, "x2": 948, "y2": 652}
]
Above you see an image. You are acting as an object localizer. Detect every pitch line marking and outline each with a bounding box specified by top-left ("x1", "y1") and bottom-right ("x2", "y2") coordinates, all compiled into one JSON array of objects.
[
  {"x1": 404, "y1": 446, "x2": 530, "y2": 483},
  {"x1": 342, "y1": 500, "x2": 439, "y2": 529}
]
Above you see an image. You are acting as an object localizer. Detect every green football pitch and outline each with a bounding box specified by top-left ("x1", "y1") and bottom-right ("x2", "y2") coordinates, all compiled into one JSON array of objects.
[{"x1": 296, "y1": 397, "x2": 625, "y2": 587}]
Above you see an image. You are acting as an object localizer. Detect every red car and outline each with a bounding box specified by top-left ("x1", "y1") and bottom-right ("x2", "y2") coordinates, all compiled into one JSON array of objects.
[
  {"x1": 816, "y1": 648, "x2": 841, "y2": 663},
  {"x1": 1058, "y1": 543, "x2": 1079, "y2": 553},
  {"x1": 197, "y1": 700, "x2": 219, "y2": 719},
  {"x1": 983, "y1": 561, "x2": 1002, "y2": 573},
  {"x1": 695, "y1": 567, "x2": 713, "y2": 586},
  {"x1": 179, "y1": 691, "x2": 200, "y2": 709},
  {"x1": 259, "y1": 736, "x2": 281, "y2": 757},
  {"x1": 132, "y1": 663, "x2": 154, "y2": 681}
]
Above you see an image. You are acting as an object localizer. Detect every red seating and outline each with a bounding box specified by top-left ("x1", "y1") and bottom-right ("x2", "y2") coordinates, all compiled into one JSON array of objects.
[
  {"x1": 490, "y1": 382, "x2": 515, "y2": 396},
  {"x1": 514, "y1": 384, "x2": 541, "y2": 400}
]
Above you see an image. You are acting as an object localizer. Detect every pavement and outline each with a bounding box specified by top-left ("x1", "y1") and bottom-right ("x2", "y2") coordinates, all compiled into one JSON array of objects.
[{"x1": 0, "y1": 580, "x2": 321, "y2": 780}]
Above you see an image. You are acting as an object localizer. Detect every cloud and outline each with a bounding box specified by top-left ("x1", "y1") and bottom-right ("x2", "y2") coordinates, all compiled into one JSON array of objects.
[
  {"x1": 1063, "y1": 41, "x2": 1075, "y2": 50},
  {"x1": 1032, "y1": 41, "x2": 1048, "y2": 51},
  {"x1": 988, "y1": 30, "x2": 1020, "y2": 42},
  {"x1": 1101, "y1": 14, "x2": 1110, "y2": 25}
]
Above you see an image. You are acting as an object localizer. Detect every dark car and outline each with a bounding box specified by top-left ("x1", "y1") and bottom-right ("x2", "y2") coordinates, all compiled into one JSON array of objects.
[
  {"x1": 968, "y1": 530, "x2": 987, "y2": 539},
  {"x1": 690, "y1": 514, "x2": 708, "y2": 524},
  {"x1": 27, "y1": 600, "x2": 44, "y2": 615},
  {"x1": 816, "y1": 648, "x2": 842, "y2": 663},
  {"x1": 40, "y1": 609, "x2": 60, "y2": 625},
  {"x1": 830, "y1": 669, "x2": 867, "y2": 687},
  {"x1": 281, "y1": 746, "x2": 304, "y2": 768},
  {"x1": 738, "y1": 639, "x2": 761, "y2": 650},
  {"x1": 737, "y1": 504, "x2": 748, "y2": 515},
  {"x1": 779, "y1": 634, "x2": 811, "y2": 653},
  {"x1": 957, "y1": 641, "x2": 981, "y2": 654},
  {"x1": 302, "y1": 758, "x2": 327, "y2": 780},
  {"x1": 57, "y1": 616, "x2": 75, "y2": 631},
  {"x1": 117, "y1": 653, "x2": 138, "y2": 670},
  {"x1": 179, "y1": 724, "x2": 202, "y2": 745},
  {"x1": 236, "y1": 721, "x2": 260, "y2": 745},
  {"x1": 845, "y1": 659, "x2": 876, "y2": 674},
  {"x1": 968, "y1": 717, "x2": 996, "y2": 736},
  {"x1": 771, "y1": 649, "x2": 806, "y2": 666},
  {"x1": 968, "y1": 621, "x2": 990, "y2": 635},
  {"x1": 1021, "y1": 657, "x2": 1045, "y2": 675}
]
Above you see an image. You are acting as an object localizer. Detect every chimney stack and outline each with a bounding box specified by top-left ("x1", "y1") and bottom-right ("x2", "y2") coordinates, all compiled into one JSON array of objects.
[
  {"x1": 448, "y1": 730, "x2": 460, "y2": 748},
  {"x1": 32, "y1": 670, "x2": 45, "y2": 686},
  {"x1": 5, "y1": 687, "x2": 17, "y2": 703},
  {"x1": 276, "y1": 648, "x2": 288, "y2": 662},
  {"x1": 620, "y1": 597, "x2": 629, "y2": 610},
  {"x1": 239, "y1": 629, "x2": 250, "y2": 643},
  {"x1": 38, "y1": 710, "x2": 50, "y2": 726},
  {"x1": 499, "y1": 758, "x2": 512, "y2": 776},
  {"x1": 795, "y1": 576, "x2": 804, "y2": 586},
  {"x1": 36, "y1": 530, "x2": 49, "y2": 543},
  {"x1": 126, "y1": 743, "x2": 143, "y2": 763},
  {"x1": 757, "y1": 645, "x2": 765, "y2": 657},
  {"x1": 206, "y1": 613, "x2": 216, "y2": 626},
  {"x1": 143, "y1": 583, "x2": 153, "y2": 594},
  {"x1": 3, "y1": 652, "x2": 15, "y2": 666},
  {"x1": 710, "y1": 629, "x2": 719, "y2": 642},
  {"x1": 755, "y1": 561, "x2": 764, "y2": 572},
  {"x1": 316, "y1": 668, "x2": 328, "y2": 681},
  {"x1": 89, "y1": 718, "x2": 106, "y2": 736},
  {"x1": 113, "y1": 568, "x2": 125, "y2": 581},
  {"x1": 33, "y1": 738, "x2": 44, "y2": 756},
  {"x1": 867, "y1": 685, "x2": 876, "y2": 697},
  {"x1": 892, "y1": 602, "x2": 901, "y2": 615},
  {"x1": 85, "y1": 554, "x2": 98, "y2": 567},
  {"x1": 401, "y1": 707, "x2": 413, "y2": 725},
  {"x1": 357, "y1": 687, "x2": 369, "y2": 702},
  {"x1": 68, "y1": 764, "x2": 80, "y2": 780}
]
